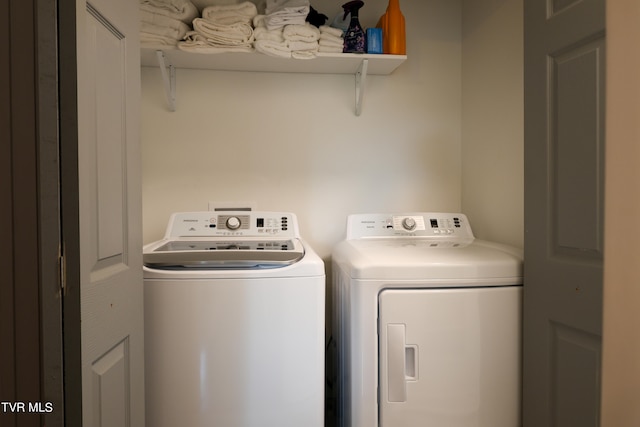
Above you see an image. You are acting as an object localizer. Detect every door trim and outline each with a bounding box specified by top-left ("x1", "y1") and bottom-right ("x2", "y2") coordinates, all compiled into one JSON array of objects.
[
  {"x1": 59, "y1": 0, "x2": 83, "y2": 425},
  {"x1": 1, "y1": 1, "x2": 66, "y2": 426}
]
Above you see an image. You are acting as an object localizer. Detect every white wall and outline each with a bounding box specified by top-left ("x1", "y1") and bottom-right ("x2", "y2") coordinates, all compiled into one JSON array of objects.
[
  {"x1": 141, "y1": 0, "x2": 463, "y2": 259},
  {"x1": 461, "y1": 0, "x2": 523, "y2": 248}
]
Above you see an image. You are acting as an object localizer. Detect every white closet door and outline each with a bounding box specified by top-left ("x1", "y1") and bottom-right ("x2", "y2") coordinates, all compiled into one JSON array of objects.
[
  {"x1": 76, "y1": 0, "x2": 143, "y2": 425},
  {"x1": 378, "y1": 286, "x2": 521, "y2": 427}
]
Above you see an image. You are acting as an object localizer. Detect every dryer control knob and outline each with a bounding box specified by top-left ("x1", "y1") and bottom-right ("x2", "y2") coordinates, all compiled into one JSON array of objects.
[
  {"x1": 402, "y1": 217, "x2": 417, "y2": 231},
  {"x1": 226, "y1": 216, "x2": 241, "y2": 230}
]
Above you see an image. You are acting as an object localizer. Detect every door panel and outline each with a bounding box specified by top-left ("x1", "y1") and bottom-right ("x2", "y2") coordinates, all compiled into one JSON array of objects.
[
  {"x1": 523, "y1": 0, "x2": 605, "y2": 425},
  {"x1": 94, "y1": 15, "x2": 126, "y2": 263},
  {"x1": 378, "y1": 287, "x2": 521, "y2": 427},
  {"x1": 77, "y1": 0, "x2": 143, "y2": 425},
  {"x1": 91, "y1": 339, "x2": 130, "y2": 427},
  {"x1": 83, "y1": 5, "x2": 128, "y2": 279},
  {"x1": 550, "y1": 322, "x2": 600, "y2": 426},
  {"x1": 551, "y1": 38, "x2": 605, "y2": 258}
]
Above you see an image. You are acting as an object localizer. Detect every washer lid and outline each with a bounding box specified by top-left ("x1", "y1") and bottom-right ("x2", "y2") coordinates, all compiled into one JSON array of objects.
[
  {"x1": 143, "y1": 237, "x2": 305, "y2": 269},
  {"x1": 332, "y1": 238, "x2": 523, "y2": 281}
]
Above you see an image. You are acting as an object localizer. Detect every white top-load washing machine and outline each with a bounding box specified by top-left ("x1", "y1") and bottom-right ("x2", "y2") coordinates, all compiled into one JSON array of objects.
[
  {"x1": 331, "y1": 213, "x2": 523, "y2": 427},
  {"x1": 143, "y1": 211, "x2": 325, "y2": 427}
]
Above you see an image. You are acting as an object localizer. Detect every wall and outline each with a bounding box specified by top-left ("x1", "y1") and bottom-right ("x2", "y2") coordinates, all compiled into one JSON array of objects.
[
  {"x1": 461, "y1": 0, "x2": 523, "y2": 248},
  {"x1": 140, "y1": 0, "x2": 462, "y2": 259},
  {"x1": 601, "y1": 0, "x2": 640, "y2": 425}
]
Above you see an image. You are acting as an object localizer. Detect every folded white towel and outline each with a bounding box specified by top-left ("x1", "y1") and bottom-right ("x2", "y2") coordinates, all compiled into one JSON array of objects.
[
  {"x1": 203, "y1": 1, "x2": 256, "y2": 14},
  {"x1": 282, "y1": 23, "x2": 320, "y2": 42},
  {"x1": 191, "y1": 0, "x2": 243, "y2": 12},
  {"x1": 141, "y1": 32, "x2": 180, "y2": 47},
  {"x1": 287, "y1": 40, "x2": 317, "y2": 51},
  {"x1": 319, "y1": 38, "x2": 343, "y2": 49},
  {"x1": 179, "y1": 31, "x2": 255, "y2": 52},
  {"x1": 140, "y1": 9, "x2": 191, "y2": 33},
  {"x1": 254, "y1": 26, "x2": 284, "y2": 42},
  {"x1": 206, "y1": 32, "x2": 253, "y2": 46},
  {"x1": 265, "y1": 0, "x2": 308, "y2": 14},
  {"x1": 292, "y1": 50, "x2": 316, "y2": 59},
  {"x1": 319, "y1": 24, "x2": 344, "y2": 54},
  {"x1": 140, "y1": 20, "x2": 189, "y2": 40},
  {"x1": 264, "y1": 0, "x2": 309, "y2": 30},
  {"x1": 264, "y1": 12, "x2": 307, "y2": 30},
  {"x1": 192, "y1": 18, "x2": 254, "y2": 44},
  {"x1": 140, "y1": 0, "x2": 194, "y2": 14},
  {"x1": 254, "y1": 39, "x2": 291, "y2": 58},
  {"x1": 318, "y1": 45, "x2": 343, "y2": 53},
  {"x1": 319, "y1": 25, "x2": 344, "y2": 38},
  {"x1": 140, "y1": 2, "x2": 198, "y2": 24},
  {"x1": 178, "y1": 44, "x2": 254, "y2": 53},
  {"x1": 253, "y1": 14, "x2": 267, "y2": 27},
  {"x1": 319, "y1": 32, "x2": 343, "y2": 45},
  {"x1": 202, "y1": 1, "x2": 258, "y2": 25}
]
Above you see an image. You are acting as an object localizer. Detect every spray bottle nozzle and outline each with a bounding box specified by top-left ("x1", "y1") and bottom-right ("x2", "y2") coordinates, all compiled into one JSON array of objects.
[{"x1": 342, "y1": 0, "x2": 364, "y2": 20}]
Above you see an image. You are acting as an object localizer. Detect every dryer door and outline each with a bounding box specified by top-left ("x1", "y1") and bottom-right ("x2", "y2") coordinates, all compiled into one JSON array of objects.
[{"x1": 378, "y1": 286, "x2": 522, "y2": 427}]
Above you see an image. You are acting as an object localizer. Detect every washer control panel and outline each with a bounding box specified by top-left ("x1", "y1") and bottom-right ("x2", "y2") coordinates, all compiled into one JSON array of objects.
[
  {"x1": 394, "y1": 215, "x2": 425, "y2": 232},
  {"x1": 164, "y1": 211, "x2": 297, "y2": 238},
  {"x1": 346, "y1": 213, "x2": 473, "y2": 239}
]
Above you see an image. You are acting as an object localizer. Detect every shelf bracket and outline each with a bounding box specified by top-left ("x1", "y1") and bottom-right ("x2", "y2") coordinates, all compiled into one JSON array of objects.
[
  {"x1": 355, "y1": 59, "x2": 368, "y2": 116},
  {"x1": 156, "y1": 50, "x2": 176, "y2": 112}
]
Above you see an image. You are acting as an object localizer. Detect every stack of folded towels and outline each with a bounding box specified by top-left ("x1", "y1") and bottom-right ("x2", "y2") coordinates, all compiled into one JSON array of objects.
[
  {"x1": 141, "y1": 0, "x2": 346, "y2": 58},
  {"x1": 318, "y1": 25, "x2": 344, "y2": 53},
  {"x1": 283, "y1": 23, "x2": 320, "y2": 59},
  {"x1": 264, "y1": 0, "x2": 310, "y2": 31},
  {"x1": 253, "y1": 15, "x2": 291, "y2": 58},
  {"x1": 179, "y1": 1, "x2": 257, "y2": 53},
  {"x1": 253, "y1": 18, "x2": 321, "y2": 59},
  {"x1": 139, "y1": 0, "x2": 198, "y2": 47}
]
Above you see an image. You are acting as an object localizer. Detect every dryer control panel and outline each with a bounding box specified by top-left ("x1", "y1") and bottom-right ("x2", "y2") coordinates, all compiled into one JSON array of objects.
[
  {"x1": 163, "y1": 211, "x2": 299, "y2": 238},
  {"x1": 346, "y1": 213, "x2": 474, "y2": 239}
]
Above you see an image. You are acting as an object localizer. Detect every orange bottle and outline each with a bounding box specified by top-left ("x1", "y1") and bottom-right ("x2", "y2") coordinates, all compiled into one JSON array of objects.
[{"x1": 376, "y1": 0, "x2": 406, "y2": 55}]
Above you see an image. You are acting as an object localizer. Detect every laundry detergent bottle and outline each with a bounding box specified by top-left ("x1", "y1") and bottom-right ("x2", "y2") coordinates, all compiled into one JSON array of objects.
[
  {"x1": 377, "y1": 0, "x2": 406, "y2": 54},
  {"x1": 342, "y1": 1, "x2": 366, "y2": 53}
]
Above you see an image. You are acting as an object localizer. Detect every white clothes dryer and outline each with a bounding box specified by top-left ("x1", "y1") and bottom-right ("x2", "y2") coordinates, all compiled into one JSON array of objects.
[
  {"x1": 143, "y1": 211, "x2": 325, "y2": 427},
  {"x1": 331, "y1": 213, "x2": 523, "y2": 427}
]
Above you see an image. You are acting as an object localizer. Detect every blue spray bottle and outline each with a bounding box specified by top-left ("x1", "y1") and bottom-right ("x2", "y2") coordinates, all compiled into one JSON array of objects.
[{"x1": 342, "y1": 1, "x2": 366, "y2": 53}]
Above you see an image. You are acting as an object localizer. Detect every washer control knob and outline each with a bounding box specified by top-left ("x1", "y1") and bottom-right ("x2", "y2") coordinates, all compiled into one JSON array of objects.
[
  {"x1": 402, "y1": 217, "x2": 417, "y2": 231},
  {"x1": 226, "y1": 216, "x2": 241, "y2": 230}
]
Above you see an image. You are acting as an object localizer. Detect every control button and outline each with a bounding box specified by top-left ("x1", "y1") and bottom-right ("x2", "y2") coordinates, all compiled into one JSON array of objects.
[
  {"x1": 226, "y1": 216, "x2": 241, "y2": 230},
  {"x1": 402, "y1": 217, "x2": 417, "y2": 231}
]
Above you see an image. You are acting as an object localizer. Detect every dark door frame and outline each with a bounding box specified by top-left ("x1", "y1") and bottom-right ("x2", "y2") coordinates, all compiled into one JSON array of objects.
[
  {"x1": 0, "y1": 1, "x2": 42, "y2": 425},
  {"x1": 1, "y1": 0, "x2": 60, "y2": 426},
  {"x1": 0, "y1": 1, "x2": 81, "y2": 426},
  {"x1": 59, "y1": 0, "x2": 82, "y2": 425}
]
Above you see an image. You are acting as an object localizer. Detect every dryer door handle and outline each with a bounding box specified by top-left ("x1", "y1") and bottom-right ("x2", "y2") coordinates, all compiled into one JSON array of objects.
[
  {"x1": 386, "y1": 324, "x2": 419, "y2": 403},
  {"x1": 387, "y1": 324, "x2": 407, "y2": 402}
]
